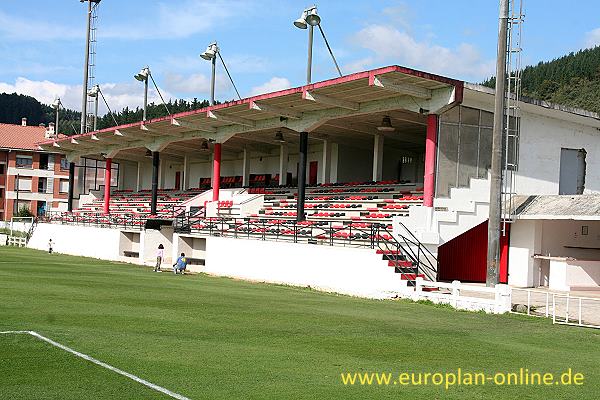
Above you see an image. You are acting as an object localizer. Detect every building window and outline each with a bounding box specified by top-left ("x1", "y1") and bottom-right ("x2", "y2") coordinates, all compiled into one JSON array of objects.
[
  {"x1": 60, "y1": 157, "x2": 69, "y2": 170},
  {"x1": 16, "y1": 177, "x2": 32, "y2": 192},
  {"x1": 38, "y1": 177, "x2": 48, "y2": 193},
  {"x1": 0, "y1": 164, "x2": 5, "y2": 174},
  {"x1": 59, "y1": 179, "x2": 69, "y2": 194},
  {"x1": 16, "y1": 155, "x2": 33, "y2": 169}
]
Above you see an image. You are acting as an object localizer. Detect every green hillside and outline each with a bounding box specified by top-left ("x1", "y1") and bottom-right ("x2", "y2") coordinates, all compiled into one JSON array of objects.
[
  {"x1": 483, "y1": 45, "x2": 600, "y2": 113},
  {"x1": 0, "y1": 93, "x2": 212, "y2": 135}
]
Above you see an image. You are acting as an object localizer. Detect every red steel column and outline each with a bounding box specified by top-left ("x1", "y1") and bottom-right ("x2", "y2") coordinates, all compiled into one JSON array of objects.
[
  {"x1": 212, "y1": 143, "x2": 221, "y2": 201},
  {"x1": 103, "y1": 158, "x2": 112, "y2": 214},
  {"x1": 423, "y1": 114, "x2": 439, "y2": 208}
]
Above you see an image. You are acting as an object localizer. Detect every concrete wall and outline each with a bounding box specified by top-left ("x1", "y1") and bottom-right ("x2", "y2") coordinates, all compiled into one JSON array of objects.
[
  {"x1": 508, "y1": 219, "x2": 600, "y2": 288},
  {"x1": 191, "y1": 236, "x2": 409, "y2": 298},
  {"x1": 516, "y1": 112, "x2": 600, "y2": 195},
  {"x1": 28, "y1": 223, "x2": 123, "y2": 261},
  {"x1": 337, "y1": 144, "x2": 372, "y2": 183},
  {"x1": 508, "y1": 220, "x2": 542, "y2": 287},
  {"x1": 141, "y1": 227, "x2": 174, "y2": 265},
  {"x1": 119, "y1": 160, "x2": 138, "y2": 191}
]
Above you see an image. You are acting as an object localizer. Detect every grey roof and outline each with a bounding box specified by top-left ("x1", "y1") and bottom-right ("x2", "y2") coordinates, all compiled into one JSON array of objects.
[{"x1": 511, "y1": 194, "x2": 600, "y2": 220}]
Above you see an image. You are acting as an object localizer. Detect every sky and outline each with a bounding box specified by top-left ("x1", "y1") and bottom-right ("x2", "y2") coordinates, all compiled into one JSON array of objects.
[{"x1": 1, "y1": 0, "x2": 599, "y2": 116}]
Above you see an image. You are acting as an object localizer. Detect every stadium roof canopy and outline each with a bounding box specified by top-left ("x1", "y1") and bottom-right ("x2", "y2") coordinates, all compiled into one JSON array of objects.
[{"x1": 37, "y1": 65, "x2": 463, "y2": 161}]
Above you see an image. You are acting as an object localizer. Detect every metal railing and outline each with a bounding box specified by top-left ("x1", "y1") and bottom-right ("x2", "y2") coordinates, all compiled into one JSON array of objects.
[
  {"x1": 173, "y1": 213, "x2": 438, "y2": 282},
  {"x1": 42, "y1": 204, "x2": 187, "y2": 231},
  {"x1": 511, "y1": 288, "x2": 600, "y2": 329}
]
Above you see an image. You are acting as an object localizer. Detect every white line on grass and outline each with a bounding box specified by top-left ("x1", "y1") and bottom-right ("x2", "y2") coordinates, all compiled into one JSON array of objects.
[{"x1": 1, "y1": 330, "x2": 191, "y2": 400}]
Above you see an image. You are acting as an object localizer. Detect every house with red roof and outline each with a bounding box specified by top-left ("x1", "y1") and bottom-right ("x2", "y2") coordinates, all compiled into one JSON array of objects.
[{"x1": 0, "y1": 118, "x2": 70, "y2": 221}]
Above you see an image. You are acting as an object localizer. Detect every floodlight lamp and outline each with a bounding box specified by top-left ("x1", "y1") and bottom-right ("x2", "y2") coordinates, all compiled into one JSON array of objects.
[
  {"x1": 87, "y1": 84, "x2": 100, "y2": 98},
  {"x1": 200, "y1": 42, "x2": 218, "y2": 60},
  {"x1": 293, "y1": 10, "x2": 308, "y2": 29},
  {"x1": 144, "y1": 149, "x2": 152, "y2": 157},
  {"x1": 377, "y1": 116, "x2": 395, "y2": 132},
  {"x1": 134, "y1": 67, "x2": 150, "y2": 82},
  {"x1": 200, "y1": 140, "x2": 209, "y2": 150},
  {"x1": 305, "y1": 6, "x2": 320, "y2": 26},
  {"x1": 51, "y1": 97, "x2": 62, "y2": 110}
]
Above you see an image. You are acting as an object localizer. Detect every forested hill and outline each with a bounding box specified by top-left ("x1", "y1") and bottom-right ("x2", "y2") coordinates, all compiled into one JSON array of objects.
[
  {"x1": 0, "y1": 93, "x2": 212, "y2": 135},
  {"x1": 482, "y1": 45, "x2": 600, "y2": 113}
]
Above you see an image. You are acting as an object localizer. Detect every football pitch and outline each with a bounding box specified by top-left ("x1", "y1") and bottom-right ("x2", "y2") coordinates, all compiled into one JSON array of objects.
[{"x1": 0, "y1": 247, "x2": 598, "y2": 399}]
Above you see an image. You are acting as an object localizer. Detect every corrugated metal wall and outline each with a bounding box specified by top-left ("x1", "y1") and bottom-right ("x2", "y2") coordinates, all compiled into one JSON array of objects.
[{"x1": 438, "y1": 220, "x2": 509, "y2": 283}]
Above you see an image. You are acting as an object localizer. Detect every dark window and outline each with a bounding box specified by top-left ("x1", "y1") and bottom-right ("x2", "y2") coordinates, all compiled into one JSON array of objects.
[
  {"x1": 16, "y1": 156, "x2": 33, "y2": 169},
  {"x1": 60, "y1": 157, "x2": 69, "y2": 170}
]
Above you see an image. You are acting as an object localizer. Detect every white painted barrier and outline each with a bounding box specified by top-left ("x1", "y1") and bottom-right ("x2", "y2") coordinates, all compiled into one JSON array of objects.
[
  {"x1": 410, "y1": 277, "x2": 512, "y2": 314},
  {"x1": 193, "y1": 236, "x2": 410, "y2": 299}
]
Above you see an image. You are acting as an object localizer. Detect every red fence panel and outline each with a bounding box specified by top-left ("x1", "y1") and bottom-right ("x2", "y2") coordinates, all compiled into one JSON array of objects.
[{"x1": 438, "y1": 220, "x2": 509, "y2": 283}]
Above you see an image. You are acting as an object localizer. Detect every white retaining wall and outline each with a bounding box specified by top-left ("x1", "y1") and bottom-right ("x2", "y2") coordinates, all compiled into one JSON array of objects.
[
  {"x1": 28, "y1": 223, "x2": 123, "y2": 261},
  {"x1": 178, "y1": 236, "x2": 409, "y2": 298}
]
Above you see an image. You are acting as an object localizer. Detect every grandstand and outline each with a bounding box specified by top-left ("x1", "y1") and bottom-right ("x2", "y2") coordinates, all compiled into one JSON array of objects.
[{"x1": 27, "y1": 65, "x2": 600, "y2": 297}]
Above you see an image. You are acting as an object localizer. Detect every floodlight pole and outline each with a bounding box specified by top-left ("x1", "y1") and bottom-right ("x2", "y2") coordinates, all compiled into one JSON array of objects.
[
  {"x1": 307, "y1": 25, "x2": 314, "y2": 84},
  {"x1": 54, "y1": 101, "x2": 60, "y2": 136},
  {"x1": 80, "y1": 0, "x2": 93, "y2": 135},
  {"x1": 487, "y1": 0, "x2": 509, "y2": 287},
  {"x1": 93, "y1": 94, "x2": 99, "y2": 131},
  {"x1": 142, "y1": 75, "x2": 149, "y2": 122},
  {"x1": 210, "y1": 54, "x2": 216, "y2": 106}
]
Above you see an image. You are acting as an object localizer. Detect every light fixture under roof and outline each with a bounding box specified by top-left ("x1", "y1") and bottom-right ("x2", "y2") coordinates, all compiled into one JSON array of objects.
[
  {"x1": 376, "y1": 116, "x2": 395, "y2": 132},
  {"x1": 200, "y1": 140, "x2": 209, "y2": 150},
  {"x1": 274, "y1": 131, "x2": 286, "y2": 143},
  {"x1": 144, "y1": 149, "x2": 152, "y2": 157}
]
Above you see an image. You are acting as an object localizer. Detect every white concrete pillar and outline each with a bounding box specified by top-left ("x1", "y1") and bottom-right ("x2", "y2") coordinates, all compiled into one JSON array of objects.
[
  {"x1": 330, "y1": 142, "x2": 339, "y2": 183},
  {"x1": 242, "y1": 148, "x2": 250, "y2": 186},
  {"x1": 182, "y1": 155, "x2": 190, "y2": 190},
  {"x1": 136, "y1": 161, "x2": 142, "y2": 192},
  {"x1": 372, "y1": 134, "x2": 384, "y2": 182},
  {"x1": 508, "y1": 220, "x2": 543, "y2": 287},
  {"x1": 279, "y1": 144, "x2": 288, "y2": 185},
  {"x1": 321, "y1": 140, "x2": 331, "y2": 184}
]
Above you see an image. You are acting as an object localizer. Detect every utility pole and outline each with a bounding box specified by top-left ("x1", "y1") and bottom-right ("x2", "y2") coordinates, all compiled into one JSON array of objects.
[{"x1": 487, "y1": 0, "x2": 509, "y2": 287}]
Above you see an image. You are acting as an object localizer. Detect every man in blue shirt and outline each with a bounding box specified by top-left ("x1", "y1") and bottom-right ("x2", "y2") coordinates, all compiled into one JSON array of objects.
[{"x1": 173, "y1": 253, "x2": 188, "y2": 275}]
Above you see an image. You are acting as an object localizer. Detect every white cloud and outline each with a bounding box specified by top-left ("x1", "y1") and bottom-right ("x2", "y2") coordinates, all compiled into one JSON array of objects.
[
  {"x1": 100, "y1": 0, "x2": 248, "y2": 40},
  {"x1": 0, "y1": 0, "x2": 248, "y2": 42},
  {"x1": 164, "y1": 72, "x2": 231, "y2": 94},
  {"x1": 249, "y1": 77, "x2": 291, "y2": 96},
  {"x1": 0, "y1": 77, "x2": 174, "y2": 116},
  {"x1": 0, "y1": 11, "x2": 81, "y2": 41},
  {"x1": 584, "y1": 28, "x2": 600, "y2": 48},
  {"x1": 347, "y1": 25, "x2": 494, "y2": 81}
]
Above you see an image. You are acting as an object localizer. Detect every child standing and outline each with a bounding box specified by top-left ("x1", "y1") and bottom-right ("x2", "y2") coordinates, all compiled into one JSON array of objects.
[{"x1": 154, "y1": 244, "x2": 164, "y2": 272}]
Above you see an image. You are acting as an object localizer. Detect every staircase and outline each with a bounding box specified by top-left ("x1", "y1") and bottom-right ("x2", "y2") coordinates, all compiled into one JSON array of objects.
[
  {"x1": 373, "y1": 224, "x2": 437, "y2": 287},
  {"x1": 399, "y1": 175, "x2": 490, "y2": 248}
]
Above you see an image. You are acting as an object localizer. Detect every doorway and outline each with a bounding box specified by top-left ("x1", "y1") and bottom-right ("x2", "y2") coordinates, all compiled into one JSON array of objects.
[
  {"x1": 309, "y1": 161, "x2": 318, "y2": 186},
  {"x1": 559, "y1": 148, "x2": 586, "y2": 195},
  {"x1": 175, "y1": 171, "x2": 181, "y2": 190}
]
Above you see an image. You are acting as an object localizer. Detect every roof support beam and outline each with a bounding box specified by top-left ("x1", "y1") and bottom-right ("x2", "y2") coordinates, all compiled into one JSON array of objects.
[
  {"x1": 171, "y1": 118, "x2": 217, "y2": 133},
  {"x1": 141, "y1": 123, "x2": 185, "y2": 138},
  {"x1": 371, "y1": 75, "x2": 432, "y2": 99},
  {"x1": 207, "y1": 110, "x2": 255, "y2": 127},
  {"x1": 249, "y1": 101, "x2": 302, "y2": 119},
  {"x1": 302, "y1": 90, "x2": 360, "y2": 110}
]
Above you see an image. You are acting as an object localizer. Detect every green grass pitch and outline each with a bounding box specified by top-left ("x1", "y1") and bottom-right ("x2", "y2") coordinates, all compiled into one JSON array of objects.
[{"x1": 0, "y1": 247, "x2": 598, "y2": 399}]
